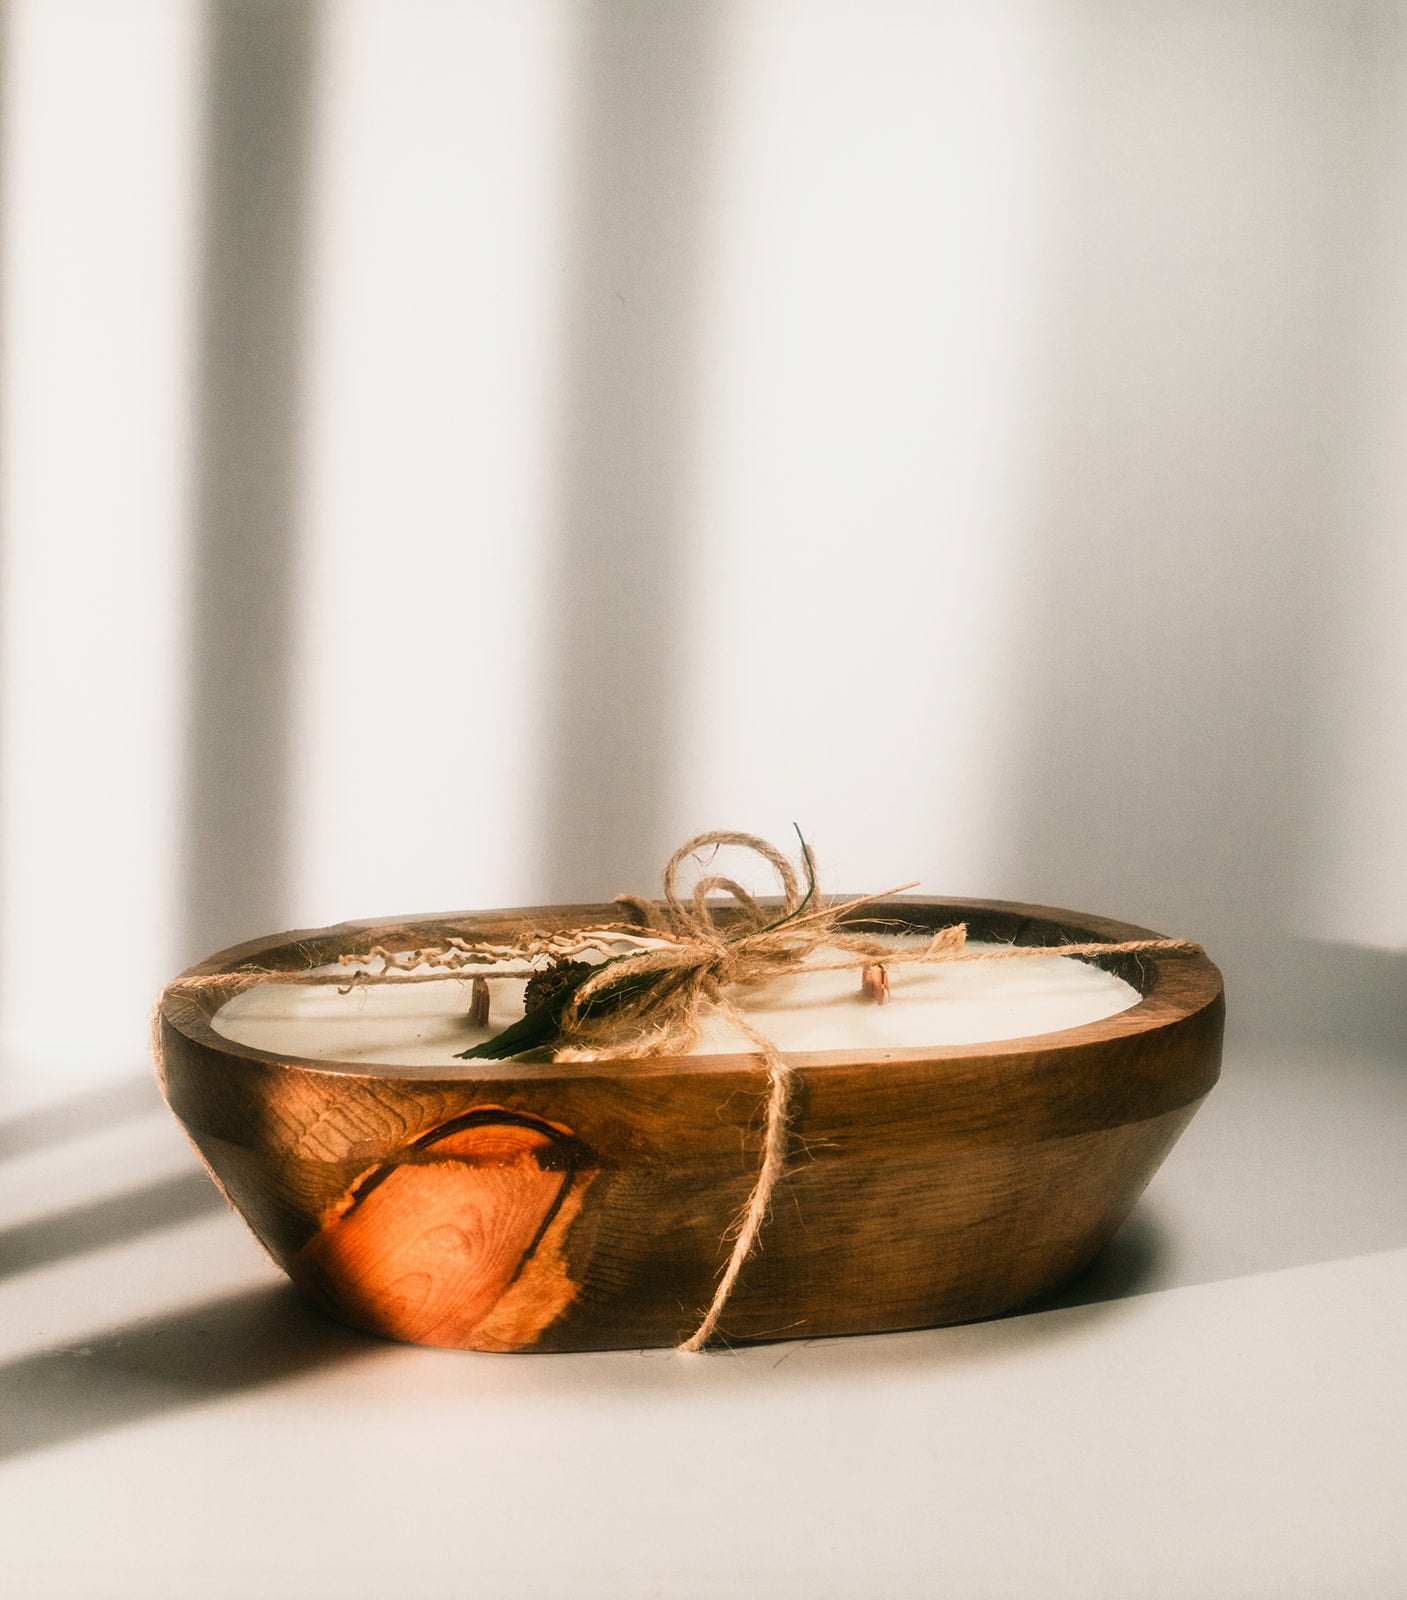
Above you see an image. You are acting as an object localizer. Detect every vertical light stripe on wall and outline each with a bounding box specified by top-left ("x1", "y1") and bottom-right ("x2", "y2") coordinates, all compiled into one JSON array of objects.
[
  {"x1": 679, "y1": 0, "x2": 1063, "y2": 897},
  {"x1": 0, "y1": 0, "x2": 201, "y2": 1076},
  {"x1": 290, "y1": 0, "x2": 576, "y2": 925}
]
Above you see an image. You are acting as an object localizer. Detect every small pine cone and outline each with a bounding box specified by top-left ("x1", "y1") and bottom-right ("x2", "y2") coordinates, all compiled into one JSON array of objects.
[{"x1": 522, "y1": 958, "x2": 592, "y2": 1016}]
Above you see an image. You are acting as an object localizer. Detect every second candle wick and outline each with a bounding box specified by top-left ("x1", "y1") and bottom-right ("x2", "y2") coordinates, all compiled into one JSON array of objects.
[{"x1": 861, "y1": 963, "x2": 891, "y2": 1005}]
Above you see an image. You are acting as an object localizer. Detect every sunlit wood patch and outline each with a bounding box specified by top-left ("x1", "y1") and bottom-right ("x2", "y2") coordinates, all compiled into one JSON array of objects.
[{"x1": 291, "y1": 1111, "x2": 587, "y2": 1351}]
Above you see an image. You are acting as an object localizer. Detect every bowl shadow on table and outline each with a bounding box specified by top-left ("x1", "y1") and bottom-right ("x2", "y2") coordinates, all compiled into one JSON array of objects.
[
  {"x1": 15, "y1": 1005, "x2": 1407, "y2": 1459},
  {"x1": 702, "y1": 1204, "x2": 1177, "y2": 1385},
  {"x1": 9, "y1": 957, "x2": 1403, "y2": 1463},
  {"x1": 0, "y1": 1203, "x2": 1173, "y2": 1464},
  {"x1": 1017, "y1": 1204, "x2": 1170, "y2": 1316}
]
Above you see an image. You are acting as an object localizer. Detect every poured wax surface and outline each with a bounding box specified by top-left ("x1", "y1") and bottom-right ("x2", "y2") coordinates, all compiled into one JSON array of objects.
[{"x1": 212, "y1": 938, "x2": 1141, "y2": 1070}]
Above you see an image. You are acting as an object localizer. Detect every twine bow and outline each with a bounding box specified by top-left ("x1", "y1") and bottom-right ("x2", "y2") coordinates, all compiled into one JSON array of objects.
[{"x1": 537, "y1": 829, "x2": 963, "y2": 1065}]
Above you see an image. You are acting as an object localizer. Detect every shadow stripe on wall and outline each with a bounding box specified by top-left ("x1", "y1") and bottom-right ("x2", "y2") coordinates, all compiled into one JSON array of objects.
[
  {"x1": 182, "y1": 0, "x2": 319, "y2": 964},
  {"x1": 543, "y1": 1, "x2": 723, "y2": 898}
]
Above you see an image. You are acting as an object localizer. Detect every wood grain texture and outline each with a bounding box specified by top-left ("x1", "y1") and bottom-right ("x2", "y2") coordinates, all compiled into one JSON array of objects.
[{"x1": 156, "y1": 898, "x2": 1224, "y2": 1351}]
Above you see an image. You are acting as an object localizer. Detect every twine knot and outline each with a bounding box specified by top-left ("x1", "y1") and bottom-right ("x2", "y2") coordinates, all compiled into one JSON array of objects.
[{"x1": 549, "y1": 829, "x2": 948, "y2": 1066}]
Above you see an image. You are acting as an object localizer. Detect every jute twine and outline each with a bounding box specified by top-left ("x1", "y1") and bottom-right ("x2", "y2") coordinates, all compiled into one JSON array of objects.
[{"x1": 157, "y1": 830, "x2": 1199, "y2": 1352}]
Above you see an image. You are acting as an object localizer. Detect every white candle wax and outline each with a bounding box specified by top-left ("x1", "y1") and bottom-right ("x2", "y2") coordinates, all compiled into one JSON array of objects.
[{"x1": 212, "y1": 940, "x2": 1141, "y2": 1071}]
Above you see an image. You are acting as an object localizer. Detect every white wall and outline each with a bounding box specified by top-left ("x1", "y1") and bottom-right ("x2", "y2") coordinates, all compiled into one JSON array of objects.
[
  {"x1": 2, "y1": 0, "x2": 1404, "y2": 1079},
  {"x1": 0, "y1": 0, "x2": 200, "y2": 1074}
]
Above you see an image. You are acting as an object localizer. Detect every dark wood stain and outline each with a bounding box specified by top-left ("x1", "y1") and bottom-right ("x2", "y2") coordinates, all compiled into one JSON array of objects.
[{"x1": 157, "y1": 898, "x2": 1223, "y2": 1351}]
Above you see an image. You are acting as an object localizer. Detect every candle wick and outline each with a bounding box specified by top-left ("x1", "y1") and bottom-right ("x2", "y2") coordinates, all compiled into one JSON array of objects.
[
  {"x1": 468, "y1": 976, "x2": 491, "y2": 1028},
  {"x1": 861, "y1": 963, "x2": 891, "y2": 1004}
]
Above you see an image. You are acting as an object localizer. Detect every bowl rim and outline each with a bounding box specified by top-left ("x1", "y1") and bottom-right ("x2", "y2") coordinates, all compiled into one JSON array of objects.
[{"x1": 158, "y1": 896, "x2": 1224, "y2": 1084}]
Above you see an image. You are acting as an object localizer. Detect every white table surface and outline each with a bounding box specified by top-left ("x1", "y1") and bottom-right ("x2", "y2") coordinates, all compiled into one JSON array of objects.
[{"x1": 1, "y1": 1037, "x2": 1404, "y2": 1600}]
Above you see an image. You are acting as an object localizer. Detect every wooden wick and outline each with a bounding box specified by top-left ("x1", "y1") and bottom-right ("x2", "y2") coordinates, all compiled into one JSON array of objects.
[
  {"x1": 861, "y1": 963, "x2": 891, "y2": 1004},
  {"x1": 468, "y1": 976, "x2": 491, "y2": 1028}
]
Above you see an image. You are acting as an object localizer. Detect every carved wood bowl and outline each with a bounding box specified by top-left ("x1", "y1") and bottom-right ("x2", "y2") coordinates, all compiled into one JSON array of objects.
[{"x1": 155, "y1": 897, "x2": 1223, "y2": 1353}]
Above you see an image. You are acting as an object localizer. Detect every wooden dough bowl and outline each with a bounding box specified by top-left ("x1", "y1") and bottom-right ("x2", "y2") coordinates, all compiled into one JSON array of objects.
[{"x1": 156, "y1": 898, "x2": 1223, "y2": 1353}]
